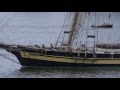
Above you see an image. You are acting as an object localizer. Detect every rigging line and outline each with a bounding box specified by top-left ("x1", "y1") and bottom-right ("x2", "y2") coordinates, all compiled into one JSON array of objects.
[
  {"x1": 71, "y1": 12, "x2": 84, "y2": 47},
  {"x1": 107, "y1": 16, "x2": 111, "y2": 51},
  {"x1": 0, "y1": 53, "x2": 20, "y2": 64},
  {"x1": 5, "y1": 13, "x2": 16, "y2": 25},
  {"x1": 0, "y1": 13, "x2": 9, "y2": 25},
  {"x1": 79, "y1": 13, "x2": 84, "y2": 46},
  {"x1": 84, "y1": 12, "x2": 91, "y2": 50},
  {"x1": 109, "y1": 13, "x2": 111, "y2": 23},
  {"x1": 85, "y1": 12, "x2": 90, "y2": 49},
  {"x1": 61, "y1": 12, "x2": 72, "y2": 47},
  {"x1": 55, "y1": 12, "x2": 69, "y2": 47},
  {"x1": 108, "y1": 13, "x2": 111, "y2": 46},
  {"x1": 101, "y1": 13, "x2": 104, "y2": 50},
  {"x1": 61, "y1": 33, "x2": 65, "y2": 47},
  {"x1": 74, "y1": 12, "x2": 86, "y2": 47},
  {"x1": 119, "y1": 28, "x2": 120, "y2": 43},
  {"x1": 93, "y1": 12, "x2": 97, "y2": 57},
  {"x1": 0, "y1": 13, "x2": 17, "y2": 32},
  {"x1": 64, "y1": 12, "x2": 72, "y2": 31},
  {"x1": 66, "y1": 12, "x2": 80, "y2": 49},
  {"x1": 97, "y1": 13, "x2": 100, "y2": 44},
  {"x1": 97, "y1": 12, "x2": 101, "y2": 52},
  {"x1": 5, "y1": 25, "x2": 72, "y2": 29},
  {"x1": 81, "y1": 12, "x2": 87, "y2": 49},
  {"x1": 109, "y1": 13, "x2": 113, "y2": 51},
  {"x1": 94, "y1": 12, "x2": 96, "y2": 51},
  {"x1": 74, "y1": 12, "x2": 84, "y2": 47},
  {"x1": 80, "y1": 12, "x2": 87, "y2": 48}
]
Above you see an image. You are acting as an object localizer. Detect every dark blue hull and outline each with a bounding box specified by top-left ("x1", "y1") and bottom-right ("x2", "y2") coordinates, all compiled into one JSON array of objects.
[{"x1": 10, "y1": 51, "x2": 120, "y2": 67}]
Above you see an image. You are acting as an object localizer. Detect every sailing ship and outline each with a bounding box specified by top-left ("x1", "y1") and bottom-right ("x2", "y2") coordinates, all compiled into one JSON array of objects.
[{"x1": 1, "y1": 12, "x2": 120, "y2": 67}]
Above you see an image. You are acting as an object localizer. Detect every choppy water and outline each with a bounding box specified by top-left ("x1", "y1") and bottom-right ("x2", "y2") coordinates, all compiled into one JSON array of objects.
[
  {"x1": 1, "y1": 57, "x2": 120, "y2": 78},
  {"x1": 0, "y1": 12, "x2": 120, "y2": 78}
]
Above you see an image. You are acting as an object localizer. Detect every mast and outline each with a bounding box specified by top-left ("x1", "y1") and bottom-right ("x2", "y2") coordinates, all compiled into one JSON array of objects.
[{"x1": 66, "y1": 12, "x2": 80, "y2": 50}]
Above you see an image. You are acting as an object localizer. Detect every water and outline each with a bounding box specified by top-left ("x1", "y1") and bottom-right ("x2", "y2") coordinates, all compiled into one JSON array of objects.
[{"x1": 0, "y1": 12, "x2": 120, "y2": 78}]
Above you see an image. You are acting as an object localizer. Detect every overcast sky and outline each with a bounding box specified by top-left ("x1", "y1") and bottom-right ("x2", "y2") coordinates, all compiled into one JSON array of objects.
[{"x1": 0, "y1": 12, "x2": 120, "y2": 46}]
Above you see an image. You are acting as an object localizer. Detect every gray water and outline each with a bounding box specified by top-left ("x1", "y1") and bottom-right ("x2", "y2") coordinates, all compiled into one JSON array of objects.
[{"x1": 0, "y1": 12, "x2": 120, "y2": 78}]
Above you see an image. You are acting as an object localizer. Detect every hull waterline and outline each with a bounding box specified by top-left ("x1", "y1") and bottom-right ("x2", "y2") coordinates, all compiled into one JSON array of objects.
[{"x1": 10, "y1": 51, "x2": 120, "y2": 67}]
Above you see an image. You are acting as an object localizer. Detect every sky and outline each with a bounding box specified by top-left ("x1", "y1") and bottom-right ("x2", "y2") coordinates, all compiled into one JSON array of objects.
[{"x1": 0, "y1": 12, "x2": 120, "y2": 47}]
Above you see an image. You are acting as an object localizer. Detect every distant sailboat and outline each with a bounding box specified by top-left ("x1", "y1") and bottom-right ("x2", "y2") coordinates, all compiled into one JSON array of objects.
[{"x1": 1, "y1": 12, "x2": 120, "y2": 67}]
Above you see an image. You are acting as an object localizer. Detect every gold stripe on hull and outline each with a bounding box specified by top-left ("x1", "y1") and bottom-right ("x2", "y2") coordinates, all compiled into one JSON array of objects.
[{"x1": 20, "y1": 51, "x2": 120, "y2": 64}]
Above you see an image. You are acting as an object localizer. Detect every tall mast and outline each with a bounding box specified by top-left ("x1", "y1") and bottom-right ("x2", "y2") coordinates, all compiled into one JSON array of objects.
[{"x1": 67, "y1": 12, "x2": 80, "y2": 50}]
